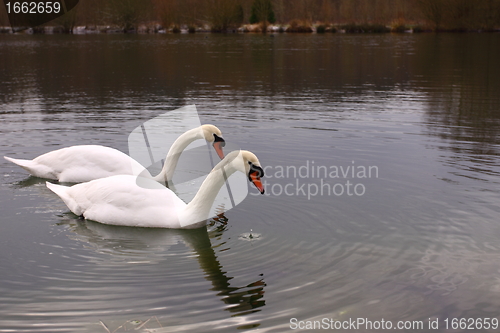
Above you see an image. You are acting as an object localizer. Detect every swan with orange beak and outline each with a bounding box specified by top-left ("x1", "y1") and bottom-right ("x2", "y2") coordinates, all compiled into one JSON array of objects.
[{"x1": 46, "y1": 150, "x2": 266, "y2": 229}]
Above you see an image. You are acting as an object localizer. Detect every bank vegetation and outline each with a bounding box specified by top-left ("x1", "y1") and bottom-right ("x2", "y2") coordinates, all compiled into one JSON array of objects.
[{"x1": 1, "y1": 0, "x2": 499, "y2": 33}]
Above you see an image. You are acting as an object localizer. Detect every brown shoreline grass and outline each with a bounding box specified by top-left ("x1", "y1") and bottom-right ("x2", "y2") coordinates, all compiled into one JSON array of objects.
[{"x1": 1, "y1": 0, "x2": 499, "y2": 33}]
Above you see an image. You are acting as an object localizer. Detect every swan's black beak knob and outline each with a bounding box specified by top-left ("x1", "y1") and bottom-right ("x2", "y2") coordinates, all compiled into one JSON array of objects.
[
  {"x1": 213, "y1": 134, "x2": 225, "y2": 159},
  {"x1": 248, "y1": 163, "x2": 265, "y2": 194}
]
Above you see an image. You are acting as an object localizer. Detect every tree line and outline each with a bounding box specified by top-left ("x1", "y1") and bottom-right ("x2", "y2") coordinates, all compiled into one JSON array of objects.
[{"x1": 1, "y1": 0, "x2": 500, "y2": 32}]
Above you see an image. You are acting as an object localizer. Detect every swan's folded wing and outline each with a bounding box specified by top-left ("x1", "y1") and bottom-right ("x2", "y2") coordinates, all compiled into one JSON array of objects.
[{"x1": 58, "y1": 175, "x2": 185, "y2": 228}]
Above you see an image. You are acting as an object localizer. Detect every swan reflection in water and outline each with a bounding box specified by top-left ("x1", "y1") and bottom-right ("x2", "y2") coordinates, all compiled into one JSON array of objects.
[{"x1": 57, "y1": 212, "x2": 266, "y2": 331}]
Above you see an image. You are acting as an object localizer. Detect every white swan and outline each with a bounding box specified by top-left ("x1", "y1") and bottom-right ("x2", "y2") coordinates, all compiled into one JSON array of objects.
[
  {"x1": 4, "y1": 124, "x2": 225, "y2": 184},
  {"x1": 46, "y1": 150, "x2": 265, "y2": 229}
]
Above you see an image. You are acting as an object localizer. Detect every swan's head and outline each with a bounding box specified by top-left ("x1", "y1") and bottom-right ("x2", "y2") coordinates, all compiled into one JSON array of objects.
[
  {"x1": 212, "y1": 150, "x2": 265, "y2": 194},
  {"x1": 202, "y1": 124, "x2": 225, "y2": 160},
  {"x1": 241, "y1": 150, "x2": 265, "y2": 194}
]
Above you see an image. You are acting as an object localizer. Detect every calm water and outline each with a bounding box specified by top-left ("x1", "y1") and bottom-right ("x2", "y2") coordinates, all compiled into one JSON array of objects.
[{"x1": 1, "y1": 33, "x2": 500, "y2": 332}]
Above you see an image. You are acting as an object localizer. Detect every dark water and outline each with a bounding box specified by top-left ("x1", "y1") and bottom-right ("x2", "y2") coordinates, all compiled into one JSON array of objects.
[{"x1": 1, "y1": 33, "x2": 500, "y2": 332}]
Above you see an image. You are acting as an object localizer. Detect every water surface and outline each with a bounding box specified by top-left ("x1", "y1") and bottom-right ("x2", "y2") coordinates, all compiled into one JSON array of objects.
[{"x1": 1, "y1": 33, "x2": 500, "y2": 332}]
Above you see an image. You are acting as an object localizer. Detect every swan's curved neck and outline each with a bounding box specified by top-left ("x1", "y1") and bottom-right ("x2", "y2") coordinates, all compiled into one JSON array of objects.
[
  {"x1": 178, "y1": 154, "x2": 240, "y2": 227},
  {"x1": 153, "y1": 127, "x2": 204, "y2": 185}
]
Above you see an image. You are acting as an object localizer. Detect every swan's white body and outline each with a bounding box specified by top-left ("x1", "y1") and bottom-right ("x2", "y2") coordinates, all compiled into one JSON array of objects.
[
  {"x1": 5, "y1": 146, "x2": 147, "y2": 183},
  {"x1": 46, "y1": 150, "x2": 265, "y2": 229},
  {"x1": 4, "y1": 125, "x2": 224, "y2": 184}
]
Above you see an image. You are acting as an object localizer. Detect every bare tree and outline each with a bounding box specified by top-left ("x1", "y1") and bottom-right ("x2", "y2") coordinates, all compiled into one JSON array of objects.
[
  {"x1": 207, "y1": 0, "x2": 244, "y2": 31},
  {"x1": 107, "y1": 0, "x2": 152, "y2": 31},
  {"x1": 417, "y1": 0, "x2": 446, "y2": 30},
  {"x1": 249, "y1": 0, "x2": 275, "y2": 31}
]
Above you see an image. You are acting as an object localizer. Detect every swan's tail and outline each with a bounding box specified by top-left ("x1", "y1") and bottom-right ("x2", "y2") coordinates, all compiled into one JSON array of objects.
[
  {"x1": 5, "y1": 155, "x2": 57, "y2": 179},
  {"x1": 46, "y1": 181, "x2": 67, "y2": 197},
  {"x1": 46, "y1": 181, "x2": 82, "y2": 216},
  {"x1": 4, "y1": 156, "x2": 35, "y2": 173}
]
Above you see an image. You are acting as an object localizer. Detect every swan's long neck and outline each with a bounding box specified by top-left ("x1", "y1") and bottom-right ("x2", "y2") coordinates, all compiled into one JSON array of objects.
[
  {"x1": 153, "y1": 127, "x2": 204, "y2": 185},
  {"x1": 178, "y1": 153, "x2": 240, "y2": 227}
]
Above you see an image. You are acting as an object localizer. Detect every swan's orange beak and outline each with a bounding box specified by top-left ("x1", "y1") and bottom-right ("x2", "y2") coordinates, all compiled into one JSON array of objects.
[
  {"x1": 250, "y1": 172, "x2": 265, "y2": 194},
  {"x1": 213, "y1": 141, "x2": 226, "y2": 160}
]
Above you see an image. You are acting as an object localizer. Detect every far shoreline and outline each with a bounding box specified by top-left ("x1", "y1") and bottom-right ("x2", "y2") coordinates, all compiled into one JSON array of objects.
[{"x1": 1, "y1": 22, "x2": 500, "y2": 35}]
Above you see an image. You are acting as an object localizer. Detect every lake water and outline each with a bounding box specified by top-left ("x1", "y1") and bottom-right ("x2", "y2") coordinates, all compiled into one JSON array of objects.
[{"x1": 1, "y1": 33, "x2": 500, "y2": 332}]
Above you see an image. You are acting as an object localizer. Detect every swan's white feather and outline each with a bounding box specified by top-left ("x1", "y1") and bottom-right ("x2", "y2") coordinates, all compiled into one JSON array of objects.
[
  {"x1": 47, "y1": 175, "x2": 187, "y2": 228},
  {"x1": 45, "y1": 150, "x2": 262, "y2": 229},
  {"x1": 5, "y1": 125, "x2": 223, "y2": 185},
  {"x1": 5, "y1": 146, "x2": 150, "y2": 182}
]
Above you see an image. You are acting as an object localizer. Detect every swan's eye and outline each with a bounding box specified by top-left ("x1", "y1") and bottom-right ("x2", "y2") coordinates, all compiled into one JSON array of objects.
[
  {"x1": 248, "y1": 163, "x2": 264, "y2": 178},
  {"x1": 213, "y1": 134, "x2": 225, "y2": 147}
]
